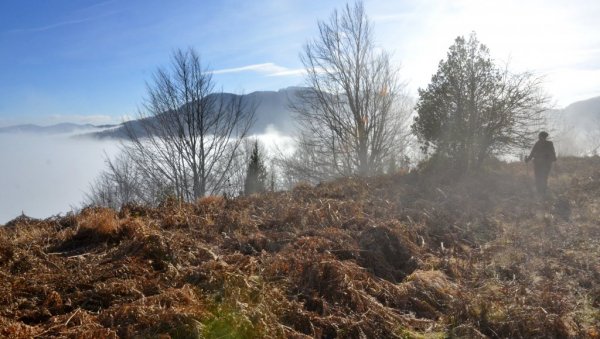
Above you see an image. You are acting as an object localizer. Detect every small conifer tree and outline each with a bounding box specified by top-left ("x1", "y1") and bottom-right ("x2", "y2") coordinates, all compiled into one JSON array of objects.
[
  {"x1": 268, "y1": 164, "x2": 277, "y2": 192},
  {"x1": 244, "y1": 141, "x2": 268, "y2": 195}
]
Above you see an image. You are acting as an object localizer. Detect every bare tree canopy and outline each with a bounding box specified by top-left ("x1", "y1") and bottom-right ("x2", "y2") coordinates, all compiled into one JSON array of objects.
[
  {"x1": 412, "y1": 33, "x2": 549, "y2": 171},
  {"x1": 288, "y1": 1, "x2": 411, "y2": 180},
  {"x1": 112, "y1": 48, "x2": 255, "y2": 203},
  {"x1": 85, "y1": 153, "x2": 144, "y2": 210}
]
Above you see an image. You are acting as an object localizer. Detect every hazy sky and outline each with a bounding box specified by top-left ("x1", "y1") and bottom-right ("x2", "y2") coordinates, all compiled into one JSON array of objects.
[{"x1": 1, "y1": 0, "x2": 599, "y2": 126}]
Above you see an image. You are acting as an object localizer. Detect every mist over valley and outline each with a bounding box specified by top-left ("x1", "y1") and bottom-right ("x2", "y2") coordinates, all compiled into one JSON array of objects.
[
  {"x1": 1, "y1": 91, "x2": 598, "y2": 224},
  {"x1": 0, "y1": 90, "x2": 300, "y2": 223},
  {"x1": 0, "y1": 133, "x2": 119, "y2": 223}
]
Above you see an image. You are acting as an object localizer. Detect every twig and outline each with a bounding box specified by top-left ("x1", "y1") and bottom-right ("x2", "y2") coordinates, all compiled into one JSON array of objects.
[{"x1": 64, "y1": 308, "x2": 81, "y2": 327}]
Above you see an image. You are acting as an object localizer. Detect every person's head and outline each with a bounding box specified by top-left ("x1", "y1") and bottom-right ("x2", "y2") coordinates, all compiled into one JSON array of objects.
[{"x1": 538, "y1": 131, "x2": 549, "y2": 140}]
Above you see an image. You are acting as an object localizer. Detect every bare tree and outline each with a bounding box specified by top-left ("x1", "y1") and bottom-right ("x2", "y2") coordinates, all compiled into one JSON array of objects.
[
  {"x1": 289, "y1": 1, "x2": 411, "y2": 180},
  {"x1": 85, "y1": 153, "x2": 145, "y2": 209},
  {"x1": 120, "y1": 48, "x2": 255, "y2": 202}
]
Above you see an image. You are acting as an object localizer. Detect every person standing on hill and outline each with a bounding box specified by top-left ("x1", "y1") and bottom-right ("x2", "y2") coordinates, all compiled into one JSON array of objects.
[{"x1": 525, "y1": 131, "x2": 557, "y2": 196}]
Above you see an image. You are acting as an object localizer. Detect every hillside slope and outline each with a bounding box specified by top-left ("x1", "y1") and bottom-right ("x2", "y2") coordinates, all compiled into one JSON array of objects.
[
  {"x1": 562, "y1": 96, "x2": 600, "y2": 130},
  {"x1": 1, "y1": 157, "x2": 599, "y2": 338},
  {"x1": 86, "y1": 87, "x2": 303, "y2": 140}
]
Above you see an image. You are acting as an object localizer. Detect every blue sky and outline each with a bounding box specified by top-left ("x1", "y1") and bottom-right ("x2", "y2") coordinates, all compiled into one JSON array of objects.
[{"x1": 1, "y1": 0, "x2": 599, "y2": 126}]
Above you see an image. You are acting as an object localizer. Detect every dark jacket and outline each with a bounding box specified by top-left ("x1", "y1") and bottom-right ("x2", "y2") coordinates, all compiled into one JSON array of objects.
[{"x1": 528, "y1": 139, "x2": 557, "y2": 165}]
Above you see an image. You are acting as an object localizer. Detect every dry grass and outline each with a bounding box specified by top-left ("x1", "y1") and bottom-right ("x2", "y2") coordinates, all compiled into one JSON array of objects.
[
  {"x1": 0, "y1": 156, "x2": 599, "y2": 338},
  {"x1": 78, "y1": 207, "x2": 120, "y2": 236}
]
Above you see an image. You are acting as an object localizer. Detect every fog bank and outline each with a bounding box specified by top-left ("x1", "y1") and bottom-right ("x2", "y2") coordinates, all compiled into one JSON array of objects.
[
  {"x1": 0, "y1": 128, "x2": 297, "y2": 224},
  {"x1": 0, "y1": 134, "x2": 119, "y2": 224}
]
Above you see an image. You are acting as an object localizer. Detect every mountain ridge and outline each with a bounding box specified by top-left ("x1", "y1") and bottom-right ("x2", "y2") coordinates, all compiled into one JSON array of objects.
[
  {"x1": 3, "y1": 90, "x2": 599, "y2": 141},
  {"x1": 0, "y1": 87, "x2": 307, "y2": 138}
]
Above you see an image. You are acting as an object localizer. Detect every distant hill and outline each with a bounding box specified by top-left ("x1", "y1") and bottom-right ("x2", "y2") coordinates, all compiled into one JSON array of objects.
[
  {"x1": 87, "y1": 87, "x2": 305, "y2": 139},
  {"x1": 0, "y1": 87, "x2": 305, "y2": 139},
  {"x1": 556, "y1": 95, "x2": 600, "y2": 130},
  {"x1": 546, "y1": 95, "x2": 600, "y2": 155},
  {"x1": 7, "y1": 91, "x2": 598, "y2": 144}
]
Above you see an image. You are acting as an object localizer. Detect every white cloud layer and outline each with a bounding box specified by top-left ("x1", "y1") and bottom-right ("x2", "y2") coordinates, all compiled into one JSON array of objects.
[
  {"x1": 0, "y1": 127, "x2": 296, "y2": 224},
  {"x1": 0, "y1": 134, "x2": 120, "y2": 223},
  {"x1": 212, "y1": 62, "x2": 305, "y2": 77}
]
